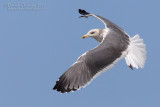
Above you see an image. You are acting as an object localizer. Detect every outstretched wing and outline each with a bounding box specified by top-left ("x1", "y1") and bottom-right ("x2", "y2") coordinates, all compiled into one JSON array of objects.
[
  {"x1": 79, "y1": 9, "x2": 125, "y2": 34},
  {"x1": 53, "y1": 30, "x2": 129, "y2": 93}
]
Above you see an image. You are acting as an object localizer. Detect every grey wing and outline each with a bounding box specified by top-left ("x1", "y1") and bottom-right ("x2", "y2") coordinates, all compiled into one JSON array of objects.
[
  {"x1": 53, "y1": 31, "x2": 129, "y2": 93},
  {"x1": 79, "y1": 9, "x2": 125, "y2": 33},
  {"x1": 53, "y1": 60, "x2": 93, "y2": 93}
]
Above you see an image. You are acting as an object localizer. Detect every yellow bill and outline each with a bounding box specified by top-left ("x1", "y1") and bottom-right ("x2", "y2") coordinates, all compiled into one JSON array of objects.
[{"x1": 82, "y1": 35, "x2": 89, "y2": 39}]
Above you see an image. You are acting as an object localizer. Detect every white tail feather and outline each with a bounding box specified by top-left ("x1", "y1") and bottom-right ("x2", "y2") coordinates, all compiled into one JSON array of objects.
[{"x1": 125, "y1": 34, "x2": 146, "y2": 69}]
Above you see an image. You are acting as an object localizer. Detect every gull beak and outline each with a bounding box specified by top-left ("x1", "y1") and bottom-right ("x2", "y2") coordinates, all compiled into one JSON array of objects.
[{"x1": 82, "y1": 35, "x2": 89, "y2": 39}]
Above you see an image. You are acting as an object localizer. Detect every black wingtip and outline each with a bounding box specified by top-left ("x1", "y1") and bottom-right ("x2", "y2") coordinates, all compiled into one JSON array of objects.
[
  {"x1": 53, "y1": 80, "x2": 77, "y2": 93},
  {"x1": 78, "y1": 9, "x2": 90, "y2": 15},
  {"x1": 53, "y1": 86, "x2": 56, "y2": 90}
]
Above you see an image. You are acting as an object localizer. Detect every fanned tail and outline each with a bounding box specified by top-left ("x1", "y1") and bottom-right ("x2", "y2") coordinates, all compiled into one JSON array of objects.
[{"x1": 125, "y1": 34, "x2": 146, "y2": 69}]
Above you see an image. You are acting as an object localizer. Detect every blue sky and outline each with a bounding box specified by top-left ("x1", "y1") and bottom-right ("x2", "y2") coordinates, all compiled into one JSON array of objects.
[{"x1": 0, "y1": 0, "x2": 160, "y2": 107}]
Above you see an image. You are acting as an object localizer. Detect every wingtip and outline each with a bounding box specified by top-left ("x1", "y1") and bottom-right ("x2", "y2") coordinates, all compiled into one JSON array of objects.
[
  {"x1": 78, "y1": 9, "x2": 82, "y2": 13},
  {"x1": 53, "y1": 86, "x2": 56, "y2": 90},
  {"x1": 53, "y1": 84, "x2": 78, "y2": 94},
  {"x1": 78, "y1": 9, "x2": 83, "y2": 14},
  {"x1": 53, "y1": 82, "x2": 76, "y2": 93},
  {"x1": 78, "y1": 9, "x2": 90, "y2": 15}
]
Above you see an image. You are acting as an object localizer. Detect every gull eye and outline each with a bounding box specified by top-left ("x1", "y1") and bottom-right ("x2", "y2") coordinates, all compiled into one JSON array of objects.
[{"x1": 90, "y1": 32, "x2": 95, "y2": 34}]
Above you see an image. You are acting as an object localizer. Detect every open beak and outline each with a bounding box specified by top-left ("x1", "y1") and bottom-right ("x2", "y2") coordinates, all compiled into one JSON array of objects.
[{"x1": 82, "y1": 35, "x2": 89, "y2": 39}]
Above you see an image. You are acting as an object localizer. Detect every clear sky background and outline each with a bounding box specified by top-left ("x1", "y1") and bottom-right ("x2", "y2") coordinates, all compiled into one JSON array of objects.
[{"x1": 0, "y1": 0, "x2": 160, "y2": 107}]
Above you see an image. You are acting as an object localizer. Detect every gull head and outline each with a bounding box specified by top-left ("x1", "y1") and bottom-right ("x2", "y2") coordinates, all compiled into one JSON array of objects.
[{"x1": 82, "y1": 29, "x2": 104, "y2": 42}]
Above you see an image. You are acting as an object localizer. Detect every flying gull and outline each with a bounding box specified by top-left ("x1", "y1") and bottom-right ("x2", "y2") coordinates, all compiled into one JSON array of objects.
[{"x1": 53, "y1": 9, "x2": 146, "y2": 93}]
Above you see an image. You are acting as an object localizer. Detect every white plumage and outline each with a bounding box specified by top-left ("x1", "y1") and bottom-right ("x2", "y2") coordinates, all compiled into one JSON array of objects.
[{"x1": 125, "y1": 34, "x2": 146, "y2": 69}]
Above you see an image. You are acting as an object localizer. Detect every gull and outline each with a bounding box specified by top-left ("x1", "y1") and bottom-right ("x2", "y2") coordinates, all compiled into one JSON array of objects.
[{"x1": 53, "y1": 9, "x2": 146, "y2": 93}]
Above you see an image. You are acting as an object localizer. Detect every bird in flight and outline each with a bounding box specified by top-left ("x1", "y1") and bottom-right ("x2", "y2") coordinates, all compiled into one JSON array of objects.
[{"x1": 53, "y1": 9, "x2": 146, "y2": 93}]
